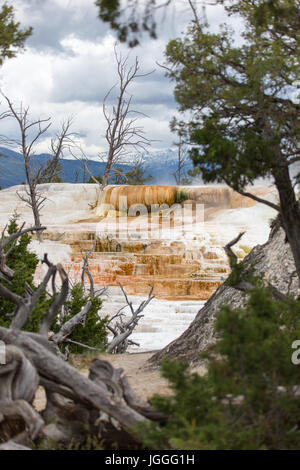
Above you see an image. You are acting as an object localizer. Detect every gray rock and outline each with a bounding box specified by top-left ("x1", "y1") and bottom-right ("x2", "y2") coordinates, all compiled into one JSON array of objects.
[{"x1": 148, "y1": 228, "x2": 300, "y2": 367}]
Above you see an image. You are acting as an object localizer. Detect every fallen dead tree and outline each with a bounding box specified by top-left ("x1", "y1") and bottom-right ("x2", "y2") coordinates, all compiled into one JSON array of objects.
[{"x1": 0, "y1": 226, "x2": 164, "y2": 450}]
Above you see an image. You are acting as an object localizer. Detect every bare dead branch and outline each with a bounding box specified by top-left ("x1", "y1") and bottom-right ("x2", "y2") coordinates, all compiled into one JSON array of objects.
[
  {"x1": 50, "y1": 301, "x2": 91, "y2": 345},
  {"x1": 39, "y1": 264, "x2": 69, "y2": 337},
  {"x1": 236, "y1": 189, "x2": 280, "y2": 212},
  {"x1": 65, "y1": 338, "x2": 103, "y2": 352},
  {"x1": 0, "y1": 225, "x2": 46, "y2": 288},
  {"x1": 0, "y1": 326, "x2": 148, "y2": 434},
  {"x1": 224, "y1": 232, "x2": 245, "y2": 268},
  {"x1": 106, "y1": 283, "x2": 155, "y2": 354},
  {"x1": 223, "y1": 233, "x2": 287, "y2": 301},
  {"x1": 100, "y1": 46, "x2": 153, "y2": 188},
  {"x1": 0, "y1": 92, "x2": 76, "y2": 239},
  {"x1": 81, "y1": 245, "x2": 95, "y2": 297},
  {"x1": 0, "y1": 227, "x2": 163, "y2": 449}
]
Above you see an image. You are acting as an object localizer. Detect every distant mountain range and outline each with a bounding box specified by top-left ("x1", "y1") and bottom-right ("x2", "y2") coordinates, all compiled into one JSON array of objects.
[{"x1": 0, "y1": 147, "x2": 194, "y2": 189}]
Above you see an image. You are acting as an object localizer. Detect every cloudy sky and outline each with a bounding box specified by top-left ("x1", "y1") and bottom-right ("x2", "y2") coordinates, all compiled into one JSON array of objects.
[{"x1": 0, "y1": 0, "x2": 234, "y2": 160}]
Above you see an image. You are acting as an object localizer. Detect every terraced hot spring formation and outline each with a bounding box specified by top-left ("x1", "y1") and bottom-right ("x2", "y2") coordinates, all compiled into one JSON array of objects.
[
  {"x1": 92, "y1": 184, "x2": 263, "y2": 217},
  {"x1": 38, "y1": 184, "x2": 276, "y2": 301}
]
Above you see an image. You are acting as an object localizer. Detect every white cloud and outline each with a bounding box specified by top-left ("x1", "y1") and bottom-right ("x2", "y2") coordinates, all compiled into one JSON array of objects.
[{"x1": 0, "y1": 0, "x2": 233, "y2": 160}]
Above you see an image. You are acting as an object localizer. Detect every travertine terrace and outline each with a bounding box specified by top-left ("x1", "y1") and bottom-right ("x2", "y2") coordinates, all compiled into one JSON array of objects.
[{"x1": 0, "y1": 183, "x2": 277, "y2": 301}]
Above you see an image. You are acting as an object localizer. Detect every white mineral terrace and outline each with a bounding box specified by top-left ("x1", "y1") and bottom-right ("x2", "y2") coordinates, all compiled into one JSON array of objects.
[
  {"x1": 0, "y1": 183, "x2": 278, "y2": 351},
  {"x1": 100, "y1": 286, "x2": 205, "y2": 352}
]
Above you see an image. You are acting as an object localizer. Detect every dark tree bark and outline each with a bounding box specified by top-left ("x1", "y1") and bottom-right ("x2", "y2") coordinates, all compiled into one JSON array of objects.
[{"x1": 272, "y1": 159, "x2": 300, "y2": 282}]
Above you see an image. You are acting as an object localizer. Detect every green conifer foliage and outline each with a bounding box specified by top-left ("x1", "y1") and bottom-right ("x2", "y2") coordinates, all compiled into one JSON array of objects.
[
  {"x1": 53, "y1": 283, "x2": 108, "y2": 353},
  {"x1": 141, "y1": 288, "x2": 300, "y2": 450},
  {"x1": 0, "y1": 219, "x2": 107, "y2": 352},
  {"x1": 0, "y1": 3, "x2": 32, "y2": 65},
  {"x1": 0, "y1": 216, "x2": 49, "y2": 331}
]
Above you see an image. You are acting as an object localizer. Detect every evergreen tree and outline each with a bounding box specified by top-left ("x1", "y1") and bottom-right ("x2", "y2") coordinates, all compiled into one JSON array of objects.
[
  {"x1": 88, "y1": 161, "x2": 152, "y2": 186},
  {"x1": 52, "y1": 283, "x2": 108, "y2": 354},
  {"x1": 39, "y1": 159, "x2": 63, "y2": 183},
  {"x1": 110, "y1": 169, "x2": 126, "y2": 185},
  {"x1": 88, "y1": 174, "x2": 103, "y2": 184},
  {"x1": 0, "y1": 3, "x2": 32, "y2": 65},
  {"x1": 0, "y1": 218, "x2": 107, "y2": 352},
  {"x1": 123, "y1": 159, "x2": 152, "y2": 185},
  {"x1": 0, "y1": 215, "x2": 49, "y2": 331},
  {"x1": 140, "y1": 288, "x2": 300, "y2": 450},
  {"x1": 110, "y1": 160, "x2": 152, "y2": 185},
  {"x1": 164, "y1": 0, "x2": 300, "y2": 281},
  {"x1": 95, "y1": 0, "x2": 159, "y2": 47}
]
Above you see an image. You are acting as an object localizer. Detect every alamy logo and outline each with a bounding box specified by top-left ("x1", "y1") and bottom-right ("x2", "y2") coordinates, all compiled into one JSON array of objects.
[
  {"x1": 291, "y1": 340, "x2": 300, "y2": 365},
  {"x1": 96, "y1": 197, "x2": 205, "y2": 241},
  {"x1": 0, "y1": 340, "x2": 5, "y2": 365}
]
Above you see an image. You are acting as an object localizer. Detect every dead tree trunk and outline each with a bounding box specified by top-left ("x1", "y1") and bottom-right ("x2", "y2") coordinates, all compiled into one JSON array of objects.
[
  {"x1": 273, "y1": 161, "x2": 300, "y2": 283},
  {"x1": 173, "y1": 136, "x2": 190, "y2": 185},
  {"x1": 1, "y1": 93, "x2": 74, "y2": 242},
  {"x1": 0, "y1": 225, "x2": 164, "y2": 449},
  {"x1": 101, "y1": 46, "x2": 152, "y2": 188}
]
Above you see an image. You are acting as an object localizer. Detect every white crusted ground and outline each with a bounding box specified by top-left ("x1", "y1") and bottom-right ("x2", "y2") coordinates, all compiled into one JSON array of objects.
[{"x1": 100, "y1": 286, "x2": 205, "y2": 353}]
